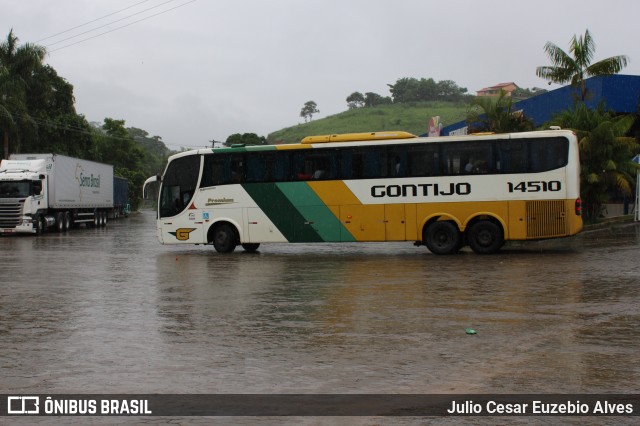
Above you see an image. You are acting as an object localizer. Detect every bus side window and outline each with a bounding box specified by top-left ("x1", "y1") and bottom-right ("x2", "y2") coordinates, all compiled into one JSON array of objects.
[
  {"x1": 388, "y1": 150, "x2": 407, "y2": 177},
  {"x1": 274, "y1": 152, "x2": 290, "y2": 181},
  {"x1": 202, "y1": 156, "x2": 226, "y2": 186},
  {"x1": 442, "y1": 141, "x2": 493, "y2": 175},
  {"x1": 363, "y1": 148, "x2": 383, "y2": 178},
  {"x1": 351, "y1": 151, "x2": 364, "y2": 179},
  {"x1": 530, "y1": 137, "x2": 568, "y2": 172},
  {"x1": 408, "y1": 146, "x2": 439, "y2": 177},
  {"x1": 230, "y1": 155, "x2": 245, "y2": 183},
  {"x1": 497, "y1": 140, "x2": 526, "y2": 173},
  {"x1": 292, "y1": 153, "x2": 312, "y2": 180},
  {"x1": 247, "y1": 153, "x2": 272, "y2": 183},
  {"x1": 340, "y1": 149, "x2": 354, "y2": 179}
]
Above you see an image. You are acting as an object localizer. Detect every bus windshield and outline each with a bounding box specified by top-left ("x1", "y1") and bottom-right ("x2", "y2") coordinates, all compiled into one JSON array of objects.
[{"x1": 159, "y1": 155, "x2": 200, "y2": 218}]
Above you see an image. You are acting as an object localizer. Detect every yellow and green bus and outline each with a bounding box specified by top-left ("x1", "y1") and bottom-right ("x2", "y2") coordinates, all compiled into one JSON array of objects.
[{"x1": 143, "y1": 129, "x2": 582, "y2": 255}]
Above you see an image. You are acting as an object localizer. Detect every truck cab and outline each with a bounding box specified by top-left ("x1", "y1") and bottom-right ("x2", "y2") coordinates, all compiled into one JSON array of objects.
[{"x1": 0, "y1": 159, "x2": 48, "y2": 234}]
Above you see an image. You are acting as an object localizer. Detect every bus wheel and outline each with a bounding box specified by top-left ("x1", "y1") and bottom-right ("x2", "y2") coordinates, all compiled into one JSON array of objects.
[
  {"x1": 424, "y1": 221, "x2": 461, "y2": 255},
  {"x1": 467, "y1": 220, "x2": 504, "y2": 254},
  {"x1": 241, "y1": 243, "x2": 260, "y2": 253},
  {"x1": 212, "y1": 223, "x2": 238, "y2": 253}
]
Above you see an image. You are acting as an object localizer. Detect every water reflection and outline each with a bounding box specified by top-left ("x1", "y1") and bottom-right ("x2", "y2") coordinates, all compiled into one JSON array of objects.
[{"x1": 1, "y1": 211, "x2": 639, "y2": 396}]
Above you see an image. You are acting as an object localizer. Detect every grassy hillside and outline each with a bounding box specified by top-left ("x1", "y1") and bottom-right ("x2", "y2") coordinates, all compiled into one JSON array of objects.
[{"x1": 267, "y1": 101, "x2": 470, "y2": 144}]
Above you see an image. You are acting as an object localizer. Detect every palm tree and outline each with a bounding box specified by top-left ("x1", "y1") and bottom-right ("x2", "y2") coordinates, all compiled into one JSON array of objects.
[
  {"x1": 466, "y1": 90, "x2": 534, "y2": 133},
  {"x1": 536, "y1": 29, "x2": 629, "y2": 101},
  {"x1": 0, "y1": 29, "x2": 46, "y2": 158},
  {"x1": 550, "y1": 103, "x2": 639, "y2": 220}
]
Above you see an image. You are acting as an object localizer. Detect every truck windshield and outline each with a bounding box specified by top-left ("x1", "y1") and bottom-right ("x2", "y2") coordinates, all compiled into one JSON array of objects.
[{"x1": 0, "y1": 181, "x2": 31, "y2": 198}]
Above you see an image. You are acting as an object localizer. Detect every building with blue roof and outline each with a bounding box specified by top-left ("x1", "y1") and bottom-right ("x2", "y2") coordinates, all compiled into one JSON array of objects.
[{"x1": 437, "y1": 74, "x2": 640, "y2": 136}]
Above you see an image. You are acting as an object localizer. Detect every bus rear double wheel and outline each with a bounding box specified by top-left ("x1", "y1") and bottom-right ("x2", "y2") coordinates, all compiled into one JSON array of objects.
[
  {"x1": 424, "y1": 221, "x2": 461, "y2": 255},
  {"x1": 467, "y1": 220, "x2": 504, "y2": 255}
]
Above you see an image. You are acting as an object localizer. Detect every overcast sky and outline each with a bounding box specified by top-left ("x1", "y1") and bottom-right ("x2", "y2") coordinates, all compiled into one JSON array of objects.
[{"x1": 2, "y1": 0, "x2": 639, "y2": 150}]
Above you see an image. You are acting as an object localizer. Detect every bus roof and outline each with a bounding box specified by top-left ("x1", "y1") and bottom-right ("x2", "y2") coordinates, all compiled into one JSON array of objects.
[{"x1": 165, "y1": 129, "x2": 576, "y2": 162}]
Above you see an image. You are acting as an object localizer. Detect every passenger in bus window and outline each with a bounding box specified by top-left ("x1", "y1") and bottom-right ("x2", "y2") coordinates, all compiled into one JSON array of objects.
[
  {"x1": 231, "y1": 163, "x2": 244, "y2": 182},
  {"x1": 182, "y1": 191, "x2": 192, "y2": 206},
  {"x1": 313, "y1": 167, "x2": 326, "y2": 180},
  {"x1": 174, "y1": 197, "x2": 183, "y2": 213},
  {"x1": 465, "y1": 159, "x2": 474, "y2": 173},
  {"x1": 312, "y1": 159, "x2": 327, "y2": 179},
  {"x1": 393, "y1": 156, "x2": 401, "y2": 176}
]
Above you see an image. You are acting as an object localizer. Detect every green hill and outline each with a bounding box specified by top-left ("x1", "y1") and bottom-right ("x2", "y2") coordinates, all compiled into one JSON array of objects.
[{"x1": 267, "y1": 101, "x2": 470, "y2": 144}]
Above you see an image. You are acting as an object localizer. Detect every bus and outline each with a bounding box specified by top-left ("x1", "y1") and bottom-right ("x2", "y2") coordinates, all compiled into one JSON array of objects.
[{"x1": 143, "y1": 129, "x2": 582, "y2": 255}]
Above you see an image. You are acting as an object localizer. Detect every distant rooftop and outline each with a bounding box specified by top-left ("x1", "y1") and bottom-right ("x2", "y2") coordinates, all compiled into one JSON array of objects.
[{"x1": 476, "y1": 82, "x2": 519, "y2": 97}]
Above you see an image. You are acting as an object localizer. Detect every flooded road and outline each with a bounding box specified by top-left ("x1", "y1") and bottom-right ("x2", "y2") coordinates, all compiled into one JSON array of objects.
[{"x1": 1, "y1": 210, "x2": 639, "y2": 423}]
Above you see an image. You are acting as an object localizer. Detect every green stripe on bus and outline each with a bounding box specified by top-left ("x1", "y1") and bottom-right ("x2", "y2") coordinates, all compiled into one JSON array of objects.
[
  {"x1": 213, "y1": 145, "x2": 277, "y2": 153},
  {"x1": 242, "y1": 183, "x2": 323, "y2": 242},
  {"x1": 242, "y1": 182, "x2": 355, "y2": 242},
  {"x1": 276, "y1": 182, "x2": 355, "y2": 242}
]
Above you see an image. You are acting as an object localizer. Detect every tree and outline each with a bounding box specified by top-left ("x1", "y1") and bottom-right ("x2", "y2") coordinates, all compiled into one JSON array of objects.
[
  {"x1": 550, "y1": 103, "x2": 639, "y2": 220},
  {"x1": 346, "y1": 92, "x2": 365, "y2": 109},
  {"x1": 536, "y1": 29, "x2": 629, "y2": 101},
  {"x1": 23, "y1": 64, "x2": 94, "y2": 158},
  {"x1": 0, "y1": 29, "x2": 46, "y2": 158},
  {"x1": 466, "y1": 90, "x2": 535, "y2": 133},
  {"x1": 128, "y1": 127, "x2": 172, "y2": 177},
  {"x1": 300, "y1": 101, "x2": 319, "y2": 122},
  {"x1": 224, "y1": 132, "x2": 266, "y2": 146},
  {"x1": 387, "y1": 77, "x2": 421, "y2": 103},
  {"x1": 364, "y1": 92, "x2": 392, "y2": 107},
  {"x1": 0, "y1": 68, "x2": 22, "y2": 159},
  {"x1": 388, "y1": 77, "x2": 468, "y2": 103},
  {"x1": 97, "y1": 118, "x2": 144, "y2": 171},
  {"x1": 435, "y1": 80, "x2": 467, "y2": 101}
]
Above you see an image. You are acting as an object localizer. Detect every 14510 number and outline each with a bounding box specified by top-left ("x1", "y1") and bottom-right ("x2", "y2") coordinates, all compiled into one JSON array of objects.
[{"x1": 508, "y1": 180, "x2": 561, "y2": 193}]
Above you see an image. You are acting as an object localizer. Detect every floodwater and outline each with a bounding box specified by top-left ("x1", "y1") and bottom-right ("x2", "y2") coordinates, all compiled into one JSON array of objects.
[{"x1": 1, "y1": 210, "x2": 639, "y2": 425}]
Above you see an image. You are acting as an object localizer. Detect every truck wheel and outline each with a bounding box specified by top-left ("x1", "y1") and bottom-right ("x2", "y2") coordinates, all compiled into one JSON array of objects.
[
  {"x1": 56, "y1": 212, "x2": 65, "y2": 232},
  {"x1": 63, "y1": 211, "x2": 71, "y2": 231},
  {"x1": 212, "y1": 223, "x2": 238, "y2": 253},
  {"x1": 35, "y1": 215, "x2": 45, "y2": 235}
]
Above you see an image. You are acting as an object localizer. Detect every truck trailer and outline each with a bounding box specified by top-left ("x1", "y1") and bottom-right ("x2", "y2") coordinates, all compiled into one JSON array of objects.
[{"x1": 0, "y1": 153, "x2": 129, "y2": 235}]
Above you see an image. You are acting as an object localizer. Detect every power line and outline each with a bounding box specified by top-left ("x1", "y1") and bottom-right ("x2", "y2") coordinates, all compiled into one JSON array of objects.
[
  {"x1": 48, "y1": 0, "x2": 197, "y2": 53},
  {"x1": 44, "y1": 0, "x2": 181, "y2": 48},
  {"x1": 35, "y1": 0, "x2": 154, "y2": 43}
]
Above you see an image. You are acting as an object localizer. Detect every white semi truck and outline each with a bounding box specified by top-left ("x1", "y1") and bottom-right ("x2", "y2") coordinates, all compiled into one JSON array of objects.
[{"x1": 0, "y1": 154, "x2": 129, "y2": 235}]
